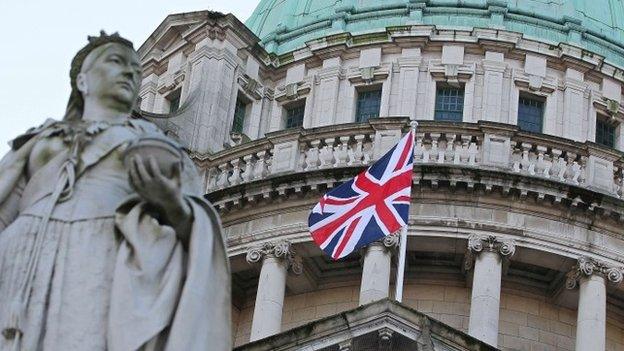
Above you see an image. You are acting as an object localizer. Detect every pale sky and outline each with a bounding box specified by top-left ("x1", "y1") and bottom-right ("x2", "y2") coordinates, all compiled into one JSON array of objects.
[{"x1": 0, "y1": 0, "x2": 258, "y2": 154}]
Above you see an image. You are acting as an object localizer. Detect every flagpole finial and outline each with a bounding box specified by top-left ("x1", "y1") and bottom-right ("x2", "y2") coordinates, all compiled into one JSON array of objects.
[{"x1": 409, "y1": 120, "x2": 418, "y2": 132}]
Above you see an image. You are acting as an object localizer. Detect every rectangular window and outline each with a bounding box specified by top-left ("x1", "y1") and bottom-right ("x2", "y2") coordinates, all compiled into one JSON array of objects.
[
  {"x1": 285, "y1": 103, "x2": 305, "y2": 129},
  {"x1": 232, "y1": 97, "x2": 247, "y2": 133},
  {"x1": 518, "y1": 95, "x2": 544, "y2": 133},
  {"x1": 434, "y1": 86, "x2": 464, "y2": 122},
  {"x1": 596, "y1": 115, "x2": 616, "y2": 148},
  {"x1": 356, "y1": 88, "x2": 382, "y2": 122},
  {"x1": 167, "y1": 88, "x2": 181, "y2": 114}
]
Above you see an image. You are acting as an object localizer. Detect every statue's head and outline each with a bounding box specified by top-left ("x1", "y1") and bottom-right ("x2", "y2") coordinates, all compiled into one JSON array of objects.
[{"x1": 64, "y1": 31, "x2": 142, "y2": 121}]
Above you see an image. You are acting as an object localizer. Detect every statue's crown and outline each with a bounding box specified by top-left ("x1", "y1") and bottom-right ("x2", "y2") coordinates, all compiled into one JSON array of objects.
[{"x1": 69, "y1": 30, "x2": 134, "y2": 88}]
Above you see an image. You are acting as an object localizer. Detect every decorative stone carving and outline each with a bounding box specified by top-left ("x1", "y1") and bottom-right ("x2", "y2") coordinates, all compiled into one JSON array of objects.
[
  {"x1": 464, "y1": 234, "x2": 516, "y2": 271},
  {"x1": 565, "y1": 257, "x2": 624, "y2": 289},
  {"x1": 378, "y1": 328, "x2": 394, "y2": 341},
  {"x1": 237, "y1": 74, "x2": 262, "y2": 100},
  {"x1": 246, "y1": 241, "x2": 302, "y2": 274},
  {"x1": 274, "y1": 81, "x2": 312, "y2": 102},
  {"x1": 382, "y1": 233, "x2": 401, "y2": 249},
  {"x1": 338, "y1": 340, "x2": 352, "y2": 351},
  {"x1": 362, "y1": 233, "x2": 401, "y2": 253},
  {"x1": 206, "y1": 25, "x2": 226, "y2": 41}
]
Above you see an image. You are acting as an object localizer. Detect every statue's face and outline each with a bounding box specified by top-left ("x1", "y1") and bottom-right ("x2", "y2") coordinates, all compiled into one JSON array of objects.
[{"x1": 79, "y1": 43, "x2": 142, "y2": 111}]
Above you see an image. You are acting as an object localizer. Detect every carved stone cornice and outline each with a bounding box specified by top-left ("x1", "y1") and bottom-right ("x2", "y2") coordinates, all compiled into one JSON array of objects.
[
  {"x1": 157, "y1": 68, "x2": 185, "y2": 94},
  {"x1": 346, "y1": 65, "x2": 390, "y2": 85},
  {"x1": 237, "y1": 74, "x2": 262, "y2": 100},
  {"x1": 565, "y1": 256, "x2": 624, "y2": 289},
  {"x1": 246, "y1": 241, "x2": 302, "y2": 274},
  {"x1": 429, "y1": 60, "x2": 475, "y2": 84},
  {"x1": 512, "y1": 68, "x2": 557, "y2": 94},
  {"x1": 464, "y1": 234, "x2": 516, "y2": 271},
  {"x1": 274, "y1": 80, "x2": 312, "y2": 102}
]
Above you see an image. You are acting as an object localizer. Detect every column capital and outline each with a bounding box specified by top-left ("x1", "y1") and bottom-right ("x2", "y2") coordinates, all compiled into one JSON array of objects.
[
  {"x1": 246, "y1": 241, "x2": 302, "y2": 274},
  {"x1": 381, "y1": 233, "x2": 401, "y2": 250},
  {"x1": 362, "y1": 234, "x2": 400, "y2": 255},
  {"x1": 468, "y1": 234, "x2": 516, "y2": 256},
  {"x1": 464, "y1": 234, "x2": 515, "y2": 271},
  {"x1": 359, "y1": 234, "x2": 400, "y2": 269},
  {"x1": 565, "y1": 256, "x2": 624, "y2": 289}
]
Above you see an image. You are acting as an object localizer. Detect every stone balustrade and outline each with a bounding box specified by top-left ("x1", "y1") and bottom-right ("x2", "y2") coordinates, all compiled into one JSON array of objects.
[{"x1": 199, "y1": 118, "x2": 624, "y2": 201}]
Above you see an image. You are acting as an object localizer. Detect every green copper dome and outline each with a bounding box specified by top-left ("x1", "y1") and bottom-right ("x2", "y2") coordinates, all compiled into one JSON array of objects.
[{"x1": 245, "y1": 0, "x2": 624, "y2": 67}]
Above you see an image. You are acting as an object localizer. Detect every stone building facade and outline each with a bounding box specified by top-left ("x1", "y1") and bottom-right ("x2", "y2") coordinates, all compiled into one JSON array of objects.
[{"x1": 137, "y1": 2, "x2": 624, "y2": 350}]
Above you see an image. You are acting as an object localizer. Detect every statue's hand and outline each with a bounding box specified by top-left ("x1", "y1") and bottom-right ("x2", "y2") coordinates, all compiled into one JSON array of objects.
[{"x1": 128, "y1": 155, "x2": 192, "y2": 243}]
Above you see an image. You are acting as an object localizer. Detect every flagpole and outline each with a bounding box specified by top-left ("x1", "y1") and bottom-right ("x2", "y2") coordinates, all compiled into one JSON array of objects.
[
  {"x1": 395, "y1": 226, "x2": 408, "y2": 302},
  {"x1": 395, "y1": 120, "x2": 417, "y2": 303}
]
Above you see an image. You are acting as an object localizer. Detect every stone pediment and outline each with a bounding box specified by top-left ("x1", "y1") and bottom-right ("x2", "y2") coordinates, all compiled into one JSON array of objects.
[
  {"x1": 138, "y1": 11, "x2": 214, "y2": 61},
  {"x1": 139, "y1": 11, "x2": 263, "y2": 63},
  {"x1": 233, "y1": 299, "x2": 498, "y2": 351}
]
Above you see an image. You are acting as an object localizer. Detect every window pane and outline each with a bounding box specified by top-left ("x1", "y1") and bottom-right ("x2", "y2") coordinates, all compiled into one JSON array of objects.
[
  {"x1": 518, "y1": 96, "x2": 544, "y2": 133},
  {"x1": 596, "y1": 116, "x2": 616, "y2": 148},
  {"x1": 286, "y1": 104, "x2": 305, "y2": 128},
  {"x1": 434, "y1": 87, "x2": 464, "y2": 122},
  {"x1": 232, "y1": 98, "x2": 246, "y2": 133},
  {"x1": 167, "y1": 89, "x2": 181, "y2": 114},
  {"x1": 356, "y1": 89, "x2": 382, "y2": 122}
]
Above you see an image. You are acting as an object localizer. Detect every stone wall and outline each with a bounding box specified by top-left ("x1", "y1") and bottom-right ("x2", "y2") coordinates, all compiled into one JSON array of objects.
[
  {"x1": 232, "y1": 283, "x2": 624, "y2": 350},
  {"x1": 141, "y1": 20, "x2": 624, "y2": 155}
]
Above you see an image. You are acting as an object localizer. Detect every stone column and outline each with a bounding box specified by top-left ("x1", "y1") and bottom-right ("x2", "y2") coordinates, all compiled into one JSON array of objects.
[
  {"x1": 396, "y1": 48, "x2": 421, "y2": 118},
  {"x1": 465, "y1": 235, "x2": 516, "y2": 347},
  {"x1": 359, "y1": 235, "x2": 399, "y2": 305},
  {"x1": 566, "y1": 257, "x2": 623, "y2": 351},
  {"x1": 481, "y1": 52, "x2": 506, "y2": 123},
  {"x1": 185, "y1": 32, "x2": 239, "y2": 153},
  {"x1": 562, "y1": 68, "x2": 586, "y2": 142},
  {"x1": 246, "y1": 241, "x2": 302, "y2": 342},
  {"x1": 315, "y1": 58, "x2": 342, "y2": 126}
]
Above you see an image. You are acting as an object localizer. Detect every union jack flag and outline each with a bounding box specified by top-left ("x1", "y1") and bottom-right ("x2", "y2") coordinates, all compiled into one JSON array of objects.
[{"x1": 308, "y1": 130, "x2": 414, "y2": 260}]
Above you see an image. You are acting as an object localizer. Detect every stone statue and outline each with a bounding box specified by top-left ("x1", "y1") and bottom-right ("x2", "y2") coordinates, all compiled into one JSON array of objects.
[{"x1": 0, "y1": 32, "x2": 231, "y2": 350}]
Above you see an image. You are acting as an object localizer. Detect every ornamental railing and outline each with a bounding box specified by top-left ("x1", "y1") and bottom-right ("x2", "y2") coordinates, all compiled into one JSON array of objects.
[{"x1": 198, "y1": 118, "x2": 624, "y2": 200}]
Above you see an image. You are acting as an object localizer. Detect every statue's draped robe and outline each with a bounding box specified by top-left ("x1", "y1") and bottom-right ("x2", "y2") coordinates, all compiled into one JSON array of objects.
[{"x1": 0, "y1": 120, "x2": 231, "y2": 351}]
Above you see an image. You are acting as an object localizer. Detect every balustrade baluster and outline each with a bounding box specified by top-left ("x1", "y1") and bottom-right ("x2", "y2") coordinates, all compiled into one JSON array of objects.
[
  {"x1": 297, "y1": 143, "x2": 307, "y2": 171},
  {"x1": 468, "y1": 138, "x2": 479, "y2": 166},
  {"x1": 305, "y1": 140, "x2": 321, "y2": 170},
  {"x1": 253, "y1": 151, "x2": 269, "y2": 180},
  {"x1": 241, "y1": 155, "x2": 254, "y2": 182},
  {"x1": 535, "y1": 146, "x2": 550, "y2": 178},
  {"x1": 414, "y1": 133, "x2": 425, "y2": 163},
  {"x1": 228, "y1": 159, "x2": 242, "y2": 185},
  {"x1": 520, "y1": 143, "x2": 535, "y2": 175},
  {"x1": 206, "y1": 167, "x2": 217, "y2": 191},
  {"x1": 363, "y1": 134, "x2": 374, "y2": 164},
  {"x1": 350, "y1": 135, "x2": 365, "y2": 165},
  {"x1": 335, "y1": 136, "x2": 350, "y2": 167},
  {"x1": 216, "y1": 163, "x2": 230, "y2": 188}
]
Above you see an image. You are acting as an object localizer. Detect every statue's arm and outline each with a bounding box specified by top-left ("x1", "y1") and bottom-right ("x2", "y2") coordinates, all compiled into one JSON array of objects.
[
  {"x1": 0, "y1": 119, "x2": 56, "y2": 231},
  {"x1": 0, "y1": 147, "x2": 31, "y2": 231},
  {"x1": 127, "y1": 153, "x2": 193, "y2": 247}
]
